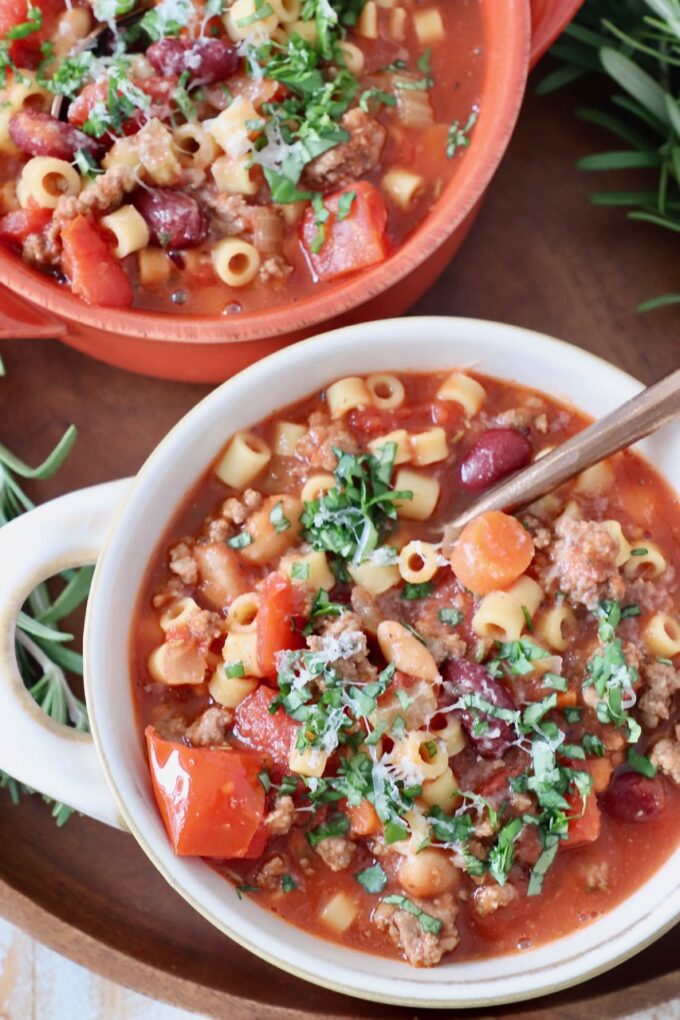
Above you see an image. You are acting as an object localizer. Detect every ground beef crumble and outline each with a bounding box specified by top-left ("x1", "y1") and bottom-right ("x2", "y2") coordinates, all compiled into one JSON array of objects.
[
  {"x1": 302, "y1": 108, "x2": 386, "y2": 191},
  {"x1": 651, "y1": 724, "x2": 680, "y2": 784},
  {"x1": 546, "y1": 517, "x2": 625, "y2": 609},
  {"x1": 255, "y1": 855, "x2": 287, "y2": 891},
  {"x1": 313, "y1": 836, "x2": 356, "y2": 872},
  {"x1": 470, "y1": 882, "x2": 516, "y2": 917},
  {"x1": 169, "y1": 540, "x2": 198, "y2": 585},
  {"x1": 186, "y1": 707, "x2": 232, "y2": 746},
  {"x1": 307, "y1": 612, "x2": 377, "y2": 684},
  {"x1": 414, "y1": 601, "x2": 467, "y2": 666},
  {"x1": 295, "y1": 411, "x2": 358, "y2": 472},
  {"x1": 265, "y1": 795, "x2": 296, "y2": 836},
  {"x1": 373, "y1": 893, "x2": 459, "y2": 967},
  {"x1": 260, "y1": 254, "x2": 293, "y2": 283},
  {"x1": 639, "y1": 661, "x2": 680, "y2": 729}
]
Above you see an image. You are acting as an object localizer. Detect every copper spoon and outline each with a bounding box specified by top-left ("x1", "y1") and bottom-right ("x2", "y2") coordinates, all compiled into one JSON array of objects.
[{"x1": 443, "y1": 366, "x2": 680, "y2": 552}]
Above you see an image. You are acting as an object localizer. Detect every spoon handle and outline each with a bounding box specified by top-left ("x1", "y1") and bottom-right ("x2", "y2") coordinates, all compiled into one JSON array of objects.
[{"x1": 444, "y1": 367, "x2": 680, "y2": 546}]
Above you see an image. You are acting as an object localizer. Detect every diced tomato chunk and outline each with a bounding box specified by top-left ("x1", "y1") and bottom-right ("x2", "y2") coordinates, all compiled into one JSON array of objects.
[
  {"x1": 145, "y1": 727, "x2": 265, "y2": 858},
  {"x1": 256, "y1": 572, "x2": 305, "y2": 679},
  {"x1": 300, "y1": 181, "x2": 389, "y2": 282},
  {"x1": 242, "y1": 820, "x2": 270, "y2": 859},
  {"x1": 563, "y1": 787, "x2": 601, "y2": 849},
  {"x1": 67, "y1": 77, "x2": 176, "y2": 136},
  {"x1": 0, "y1": 204, "x2": 52, "y2": 245},
  {"x1": 0, "y1": 0, "x2": 63, "y2": 69},
  {"x1": 234, "y1": 684, "x2": 299, "y2": 774},
  {"x1": 61, "y1": 215, "x2": 133, "y2": 308}
]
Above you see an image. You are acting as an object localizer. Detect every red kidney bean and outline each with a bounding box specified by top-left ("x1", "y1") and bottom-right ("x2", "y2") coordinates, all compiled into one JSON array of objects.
[
  {"x1": 601, "y1": 771, "x2": 666, "y2": 823},
  {"x1": 147, "y1": 38, "x2": 239, "y2": 83},
  {"x1": 9, "y1": 109, "x2": 100, "y2": 161},
  {"x1": 132, "y1": 188, "x2": 207, "y2": 249},
  {"x1": 460, "y1": 428, "x2": 533, "y2": 491},
  {"x1": 440, "y1": 659, "x2": 517, "y2": 758}
]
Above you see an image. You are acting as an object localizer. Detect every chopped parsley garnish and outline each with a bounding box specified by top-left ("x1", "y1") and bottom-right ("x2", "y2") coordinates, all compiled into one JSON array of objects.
[
  {"x1": 307, "y1": 811, "x2": 350, "y2": 847},
  {"x1": 563, "y1": 707, "x2": 582, "y2": 724},
  {"x1": 383, "y1": 895, "x2": 442, "y2": 934},
  {"x1": 401, "y1": 581, "x2": 434, "y2": 600},
  {"x1": 355, "y1": 862, "x2": 387, "y2": 893},
  {"x1": 291, "y1": 561, "x2": 310, "y2": 580},
  {"x1": 309, "y1": 192, "x2": 330, "y2": 253},
  {"x1": 395, "y1": 688, "x2": 412, "y2": 711},
  {"x1": 237, "y1": 0, "x2": 275, "y2": 27},
  {"x1": 235, "y1": 883, "x2": 260, "y2": 899},
  {"x1": 359, "y1": 86, "x2": 397, "y2": 112},
  {"x1": 427, "y1": 805, "x2": 473, "y2": 845},
  {"x1": 400, "y1": 620, "x2": 427, "y2": 645},
  {"x1": 278, "y1": 775, "x2": 298, "y2": 797},
  {"x1": 586, "y1": 602, "x2": 641, "y2": 742},
  {"x1": 447, "y1": 108, "x2": 478, "y2": 158},
  {"x1": 543, "y1": 672, "x2": 568, "y2": 692},
  {"x1": 269, "y1": 500, "x2": 292, "y2": 533},
  {"x1": 582, "y1": 733, "x2": 605, "y2": 757},
  {"x1": 82, "y1": 63, "x2": 150, "y2": 138},
  {"x1": 336, "y1": 189, "x2": 357, "y2": 221},
  {"x1": 630, "y1": 547, "x2": 649, "y2": 556},
  {"x1": 489, "y1": 638, "x2": 551, "y2": 676},
  {"x1": 439, "y1": 607, "x2": 463, "y2": 626},
  {"x1": 173, "y1": 70, "x2": 196, "y2": 122},
  {"x1": 280, "y1": 874, "x2": 298, "y2": 892},
  {"x1": 527, "y1": 833, "x2": 560, "y2": 896},
  {"x1": 6, "y1": 4, "x2": 42, "y2": 40},
  {"x1": 301, "y1": 444, "x2": 412, "y2": 570},
  {"x1": 225, "y1": 660, "x2": 245, "y2": 679},
  {"x1": 487, "y1": 817, "x2": 523, "y2": 886},
  {"x1": 627, "y1": 748, "x2": 657, "y2": 777},
  {"x1": 310, "y1": 588, "x2": 345, "y2": 618},
  {"x1": 228, "y1": 531, "x2": 253, "y2": 549},
  {"x1": 74, "y1": 150, "x2": 102, "y2": 180}
]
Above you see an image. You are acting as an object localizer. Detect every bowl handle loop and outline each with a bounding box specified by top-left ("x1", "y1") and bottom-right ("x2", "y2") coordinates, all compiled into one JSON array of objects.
[
  {"x1": 0, "y1": 478, "x2": 132, "y2": 829},
  {"x1": 0, "y1": 285, "x2": 67, "y2": 340}
]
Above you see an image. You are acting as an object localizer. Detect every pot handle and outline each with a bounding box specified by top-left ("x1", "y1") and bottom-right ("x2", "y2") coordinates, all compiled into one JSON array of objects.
[
  {"x1": 0, "y1": 478, "x2": 132, "y2": 829},
  {"x1": 0, "y1": 284, "x2": 67, "y2": 340}
]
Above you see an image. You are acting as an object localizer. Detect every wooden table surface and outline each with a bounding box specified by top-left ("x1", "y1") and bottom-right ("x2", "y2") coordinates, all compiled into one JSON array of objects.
[{"x1": 0, "y1": 71, "x2": 678, "y2": 1019}]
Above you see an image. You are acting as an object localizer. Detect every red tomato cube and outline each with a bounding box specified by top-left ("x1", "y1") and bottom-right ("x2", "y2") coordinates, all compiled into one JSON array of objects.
[
  {"x1": 300, "y1": 181, "x2": 389, "y2": 282},
  {"x1": 145, "y1": 727, "x2": 266, "y2": 858}
]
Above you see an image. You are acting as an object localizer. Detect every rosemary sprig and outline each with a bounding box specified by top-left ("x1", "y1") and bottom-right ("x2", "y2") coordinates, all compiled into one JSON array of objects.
[
  {"x1": 540, "y1": 0, "x2": 680, "y2": 312},
  {"x1": 0, "y1": 355, "x2": 91, "y2": 825}
]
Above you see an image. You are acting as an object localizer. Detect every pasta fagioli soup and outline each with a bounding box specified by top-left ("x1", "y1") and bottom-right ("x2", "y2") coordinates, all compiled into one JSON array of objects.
[
  {"x1": 0, "y1": 0, "x2": 483, "y2": 313},
  {"x1": 132, "y1": 368, "x2": 680, "y2": 967}
]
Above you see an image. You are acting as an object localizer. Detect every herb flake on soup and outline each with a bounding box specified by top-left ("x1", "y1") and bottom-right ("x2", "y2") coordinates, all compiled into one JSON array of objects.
[
  {"x1": 132, "y1": 368, "x2": 680, "y2": 967},
  {"x1": 0, "y1": 0, "x2": 482, "y2": 312}
]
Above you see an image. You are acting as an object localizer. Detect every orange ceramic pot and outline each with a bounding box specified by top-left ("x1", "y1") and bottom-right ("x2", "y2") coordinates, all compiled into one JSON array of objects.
[
  {"x1": 0, "y1": 1, "x2": 537, "y2": 382},
  {"x1": 530, "y1": 0, "x2": 585, "y2": 66}
]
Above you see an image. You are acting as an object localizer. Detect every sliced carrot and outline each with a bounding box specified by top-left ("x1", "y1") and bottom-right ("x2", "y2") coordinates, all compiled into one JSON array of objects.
[
  {"x1": 347, "y1": 799, "x2": 381, "y2": 837},
  {"x1": 557, "y1": 689, "x2": 578, "y2": 710},
  {"x1": 583, "y1": 756, "x2": 614, "y2": 795},
  {"x1": 449, "y1": 511, "x2": 535, "y2": 596}
]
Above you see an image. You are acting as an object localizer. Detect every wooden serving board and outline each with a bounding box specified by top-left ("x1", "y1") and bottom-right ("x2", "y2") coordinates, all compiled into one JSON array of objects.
[{"x1": 0, "y1": 76, "x2": 678, "y2": 1019}]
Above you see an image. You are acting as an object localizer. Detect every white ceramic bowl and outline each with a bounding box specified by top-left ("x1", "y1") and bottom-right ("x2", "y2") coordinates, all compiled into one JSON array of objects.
[{"x1": 0, "y1": 317, "x2": 678, "y2": 1008}]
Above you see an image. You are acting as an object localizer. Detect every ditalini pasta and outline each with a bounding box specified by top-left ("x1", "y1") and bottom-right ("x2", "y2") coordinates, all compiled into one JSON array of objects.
[
  {"x1": 0, "y1": 1, "x2": 483, "y2": 312},
  {"x1": 132, "y1": 367, "x2": 680, "y2": 970}
]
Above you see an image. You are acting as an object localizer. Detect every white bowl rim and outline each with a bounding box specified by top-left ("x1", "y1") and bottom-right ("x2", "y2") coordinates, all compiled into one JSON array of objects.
[{"x1": 83, "y1": 316, "x2": 680, "y2": 1008}]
